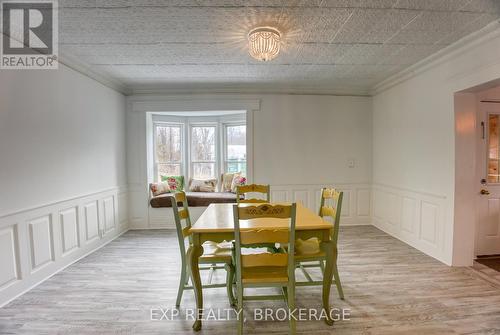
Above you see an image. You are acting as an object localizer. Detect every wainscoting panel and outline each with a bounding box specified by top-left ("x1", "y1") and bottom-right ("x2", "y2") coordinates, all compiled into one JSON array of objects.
[
  {"x1": 270, "y1": 183, "x2": 371, "y2": 225},
  {"x1": 420, "y1": 201, "x2": 439, "y2": 246},
  {"x1": 401, "y1": 197, "x2": 417, "y2": 235},
  {"x1": 148, "y1": 207, "x2": 206, "y2": 229},
  {"x1": 28, "y1": 215, "x2": 54, "y2": 272},
  {"x1": 0, "y1": 226, "x2": 19, "y2": 289},
  {"x1": 0, "y1": 186, "x2": 128, "y2": 307},
  {"x1": 357, "y1": 189, "x2": 371, "y2": 218},
  {"x1": 117, "y1": 193, "x2": 128, "y2": 227},
  {"x1": 84, "y1": 201, "x2": 99, "y2": 243},
  {"x1": 372, "y1": 184, "x2": 446, "y2": 263},
  {"x1": 102, "y1": 196, "x2": 116, "y2": 234},
  {"x1": 59, "y1": 207, "x2": 79, "y2": 256}
]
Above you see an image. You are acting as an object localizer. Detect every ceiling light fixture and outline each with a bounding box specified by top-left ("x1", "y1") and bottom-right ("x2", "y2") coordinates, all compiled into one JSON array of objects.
[{"x1": 248, "y1": 26, "x2": 281, "y2": 61}]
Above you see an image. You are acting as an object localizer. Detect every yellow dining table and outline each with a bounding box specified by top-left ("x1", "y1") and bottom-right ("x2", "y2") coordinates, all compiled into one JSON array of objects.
[{"x1": 187, "y1": 202, "x2": 336, "y2": 331}]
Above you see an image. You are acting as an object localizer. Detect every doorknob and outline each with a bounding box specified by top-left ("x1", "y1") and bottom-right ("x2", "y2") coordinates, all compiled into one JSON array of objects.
[{"x1": 480, "y1": 189, "x2": 490, "y2": 195}]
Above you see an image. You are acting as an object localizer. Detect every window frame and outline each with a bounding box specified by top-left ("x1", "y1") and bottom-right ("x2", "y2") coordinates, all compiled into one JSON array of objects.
[
  {"x1": 487, "y1": 112, "x2": 500, "y2": 184},
  {"x1": 189, "y1": 122, "x2": 219, "y2": 180},
  {"x1": 151, "y1": 114, "x2": 247, "y2": 183},
  {"x1": 223, "y1": 122, "x2": 247, "y2": 177},
  {"x1": 153, "y1": 121, "x2": 184, "y2": 182}
]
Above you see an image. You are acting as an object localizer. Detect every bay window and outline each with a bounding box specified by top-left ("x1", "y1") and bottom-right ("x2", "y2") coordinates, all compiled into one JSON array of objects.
[{"x1": 152, "y1": 114, "x2": 246, "y2": 182}]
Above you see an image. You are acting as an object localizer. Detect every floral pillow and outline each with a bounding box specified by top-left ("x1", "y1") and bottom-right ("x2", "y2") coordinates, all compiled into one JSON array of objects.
[
  {"x1": 231, "y1": 175, "x2": 247, "y2": 193},
  {"x1": 161, "y1": 175, "x2": 184, "y2": 192},
  {"x1": 220, "y1": 173, "x2": 236, "y2": 192},
  {"x1": 189, "y1": 178, "x2": 217, "y2": 192},
  {"x1": 150, "y1": 182, "x2": 171, "y2": 196}
]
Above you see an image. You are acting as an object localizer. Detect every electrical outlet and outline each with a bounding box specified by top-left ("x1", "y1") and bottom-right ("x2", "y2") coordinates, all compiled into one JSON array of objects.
[{"x1": 348, "y1": 159, "x2": 355, "y2": 168}]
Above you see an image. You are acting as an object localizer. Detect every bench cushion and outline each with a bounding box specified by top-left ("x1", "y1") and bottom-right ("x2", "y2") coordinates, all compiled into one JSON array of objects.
[{"x1": 150, "y1": 192, "x2": 238, "y2": 208}]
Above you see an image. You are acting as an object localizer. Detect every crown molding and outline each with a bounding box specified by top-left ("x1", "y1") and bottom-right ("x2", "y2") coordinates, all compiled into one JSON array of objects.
[
  {"x1": 370, "y1": 20, "x2": 500, "y2": 96},
  {"x1": 128, "y1": 84, "x2": 371, "y2": 97},
  {"x1": 58, "y1": 52, "x2": 131, "y2": 95},
  {"x1": 127, "y1": 96, "x2": 262, "y2": 113}
]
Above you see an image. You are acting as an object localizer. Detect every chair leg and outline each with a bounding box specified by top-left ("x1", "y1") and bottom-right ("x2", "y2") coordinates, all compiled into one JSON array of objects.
[
  {"x1": 319, "y1": 260, "x2": 325, "y2": 275},
  {"x1": 208, "y1": 263, "x2": 216, "y2": 284},
  {"x1": 287, "y1": 283, "x2": 296, "y2": 335},
  {"x1": 237, "y1": 284, "x2": 244, "y2": 335},
  {"x1": 332, "y1": 263, "x2": 344, "y2": 300},
  {"x1": 225, "y1": 264, "x2": 236, "y2": 306},
  {"x1": 176, "y1": 264, "x2": 187, "y2": 308}
]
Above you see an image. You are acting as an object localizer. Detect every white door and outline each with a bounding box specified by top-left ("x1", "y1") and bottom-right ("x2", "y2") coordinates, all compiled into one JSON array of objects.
[{"x1": 476, "y1": 103, "x2": 500, "y2": 256}]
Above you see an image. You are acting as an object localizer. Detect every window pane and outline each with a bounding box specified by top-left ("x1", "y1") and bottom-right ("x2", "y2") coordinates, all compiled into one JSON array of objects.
[
  {"x1": 156, "y1": 125, "x2": 181, "y2": 163},
  {"x1": 488, "y1": 114, "x2": 500, "y2": 183},
  {"x1": 158, "y1": 163, "x2": 181, "y2": 179},
  {"x1": 193, "y1": 163, "x2": 215, "y2": 179},
  {"x1": 226, "y1": 162, "x2": 246, "y2": 175},
  {"x1": 226, "y1": 125, "x2": 246, "y2": 160},
  {"x1": 191, "y1": 127, "x2": 215, "y2": 161}
]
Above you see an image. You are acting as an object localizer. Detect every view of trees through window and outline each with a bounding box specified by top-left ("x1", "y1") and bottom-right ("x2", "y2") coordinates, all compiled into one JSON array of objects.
[
  {"x1": 191, "y1": 126, "x2": 216, "y2": 179},
  {"x1": 225, "y1": 125, "x2": 246, "y2": 176},
  {"x1": 155, "y1": 125, "x2": 182, "y2": 179},
  {"x1": 153, "y1": 119, "x2": 246, "y2": 181}
]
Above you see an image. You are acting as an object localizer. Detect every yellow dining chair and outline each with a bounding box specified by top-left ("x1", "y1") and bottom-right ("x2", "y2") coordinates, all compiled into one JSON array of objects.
[
  {"x1": 236, "y1": 184, "x2": 270, "y2": 203},
  {"x1": 170, "y1": 192, "x2": 236, "y2": 307},
  {"x1": 232, "y1": 203, "x2": 297, "y2": 335},
  {"x1": 295, "y1": 188, "x2": 344, "y2": 300}
]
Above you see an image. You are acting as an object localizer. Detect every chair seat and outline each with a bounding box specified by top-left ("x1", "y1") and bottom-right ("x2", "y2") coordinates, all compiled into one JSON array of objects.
[
  {"x1": 199, "y1": 241, "x2": 232, "y2": 263},
  {"x1": 242, "y1": 266, "x2": 289, "y2": 284}
]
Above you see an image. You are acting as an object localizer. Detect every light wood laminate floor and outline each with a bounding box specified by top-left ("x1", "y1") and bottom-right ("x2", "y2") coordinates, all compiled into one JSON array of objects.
[{"x1": 1, "y1": 226, "x2": 499, "y2": 335}]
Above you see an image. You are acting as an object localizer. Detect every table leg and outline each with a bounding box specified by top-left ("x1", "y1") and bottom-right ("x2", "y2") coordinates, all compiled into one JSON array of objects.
[
  {"x1": 187, "y1": 235, "x2": 204, "y2": 331},
  {"x1": 322, "y1": 240, "x2": 335, "y2": 326}
]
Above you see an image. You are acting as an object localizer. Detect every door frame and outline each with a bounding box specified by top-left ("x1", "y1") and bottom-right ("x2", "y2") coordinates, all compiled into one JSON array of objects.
[
  {"x1": 474, "y1": 105, "x2": 500, "y2": 257},
  {"x1": 455, "y1": 85, "x2": 500, "y2": 266}
]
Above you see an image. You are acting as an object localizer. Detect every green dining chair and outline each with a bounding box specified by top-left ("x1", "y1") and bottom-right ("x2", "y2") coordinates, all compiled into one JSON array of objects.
[
  {"x1": 232, "y1": 203, "x2": 297, "y2": 335},
  {"x1": 295, "y1": 188, "x2": 344, "y2": 300},
  {"x1": 170, "y1": 191, "x2": 236, "y2": 307}
]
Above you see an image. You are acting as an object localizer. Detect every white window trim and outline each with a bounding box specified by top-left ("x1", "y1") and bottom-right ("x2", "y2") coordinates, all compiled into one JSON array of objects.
[
  {"x1": 151, "y1": 114, "x2": 247, "y2": 182},
  {"x1": 153, "y1": 121, "x2": 185, "y2": 182}
]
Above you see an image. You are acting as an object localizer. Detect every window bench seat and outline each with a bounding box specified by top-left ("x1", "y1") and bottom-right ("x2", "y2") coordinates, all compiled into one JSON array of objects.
[{"x1": 150, "y1": 192, "x2": 238, "y2": 208}]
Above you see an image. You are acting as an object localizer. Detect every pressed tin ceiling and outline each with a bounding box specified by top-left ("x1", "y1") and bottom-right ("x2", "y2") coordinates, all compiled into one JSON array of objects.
[{"x1": 58, "y1": 0, "x2": 500, "y2": 95}]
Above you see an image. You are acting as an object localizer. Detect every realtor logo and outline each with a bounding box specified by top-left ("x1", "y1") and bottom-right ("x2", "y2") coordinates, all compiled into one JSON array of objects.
[{"x1": 1, "y1": 0, "x2": 58, "y2": 69}]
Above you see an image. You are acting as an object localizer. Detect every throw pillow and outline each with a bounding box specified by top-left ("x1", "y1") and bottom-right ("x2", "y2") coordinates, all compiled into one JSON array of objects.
[
  {"x1": 295, "y1": 238, "x2": 321, "y2": 255},
  {"x1": 161, "y1": 175, "x2": 184, "y2": 192},
  {"x1": 189, "y1": 178, "x2": 217, "y2": 192},
  {"x1": 230, "y1": 175, "x2": 247, "y2": 193},
  {"x1": 220, "y1": 173, "x2": 236, "y2": 192},
  {"x1": 150, "y1": 182, "x2": 171, "y2": 196}
]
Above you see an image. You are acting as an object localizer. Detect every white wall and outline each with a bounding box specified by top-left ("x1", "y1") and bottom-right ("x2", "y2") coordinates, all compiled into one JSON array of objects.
[
  {"x1": 253, "y1": 95, "x2": 371, "y2": 185},
  {"x1": 0, "y1": 64, "x2": 128, "y2": 306},
  {"x1": 0, "y1": 65, "x2": 127, "y2": 215},
  {"x1": 372, "y1": 24, "x2": 500, "y2": 266},
  {"x1": 127, "y1": 94, "x2": 372, "y2": 229}
]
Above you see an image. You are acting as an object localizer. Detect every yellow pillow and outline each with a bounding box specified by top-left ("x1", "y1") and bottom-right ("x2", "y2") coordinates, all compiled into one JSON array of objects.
[{"x1": 295, "y1": 238, "x2": 321, "y2": 255}]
